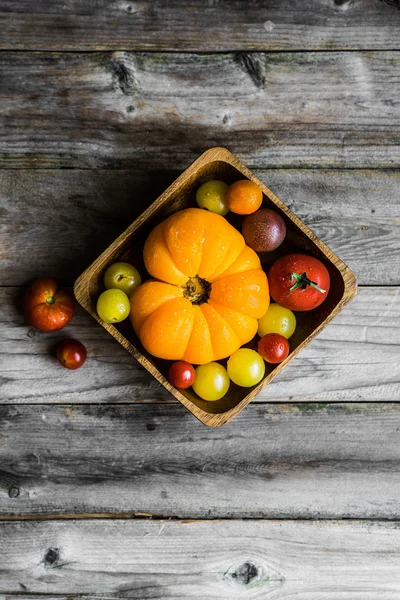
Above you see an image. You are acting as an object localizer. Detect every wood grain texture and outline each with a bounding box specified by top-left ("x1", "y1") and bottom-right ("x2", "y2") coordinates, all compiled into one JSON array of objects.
[
  {"x1": 0, "y1": 169, "x2": 176, "y2": 286},
  {"x1": 2, "y1": 51, "x2": 400, "y2": 169},
  {"x1": 1, "y1": 168, "x2": 399, "y2": 286},
  {"x1": 1, "y1": 519, "x2": 400, "y2": 597},
  {"x1": 2, "y1": 402, "x2": 400, "y2": 519},
  {"x1": 2, "y1": 0, "x2": 400, "y2": 51},
  {"x1": 1, "y1": 286, "x2": 399, "y2": 404},
  {"x1": 1, "y1": 0, "x2": 399, "y2": 588}
]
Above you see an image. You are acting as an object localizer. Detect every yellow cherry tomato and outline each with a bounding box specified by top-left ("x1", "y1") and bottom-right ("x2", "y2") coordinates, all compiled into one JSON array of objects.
[
  {"x1": 97, "y1": 289, "x2": 130, "y2": 324},
  {"x1": 227, "y1": 348, "x2": 265, "y2": 387},
  {"x1": 196, "y1": 180, "x2": 229, "y2": 216},
  {"x1": 257, "y1": 303, "x2": 296, "y2": 339},
  {"x1": 192, "y1": 362, "x2": 230, "y2": 401}
]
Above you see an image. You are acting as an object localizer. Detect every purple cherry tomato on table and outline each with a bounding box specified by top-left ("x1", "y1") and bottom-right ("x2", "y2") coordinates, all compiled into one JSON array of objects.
[{"x1": 56, "y1": 339, "x2": 87, "y2": 370}]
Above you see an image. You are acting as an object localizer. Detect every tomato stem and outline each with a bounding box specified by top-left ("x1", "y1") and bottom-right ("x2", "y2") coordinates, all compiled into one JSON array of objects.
[
  {"x1": 184, "y1": 275, "x2": 211, "y2": 305},
  {"x1": 46, "y1": 296, "x2": 56, "y2": 305},
  {"x1": 289, "y1": 272, "x2": 326, "y2": 294}
]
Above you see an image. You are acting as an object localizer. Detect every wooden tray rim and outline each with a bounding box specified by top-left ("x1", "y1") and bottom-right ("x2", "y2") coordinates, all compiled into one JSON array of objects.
[{"x1": 74, "y1": 147, "x2": 357, "y2": 427}]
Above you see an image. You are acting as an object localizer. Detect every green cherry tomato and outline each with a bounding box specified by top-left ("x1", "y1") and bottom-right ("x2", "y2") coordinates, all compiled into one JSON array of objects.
[
  {"x1": 97, "y1": 289, "x2": 130, "y2": 323},
  {"x1": 104, "y1": 262, "x2": 141, "y2": 297},
  {"x1": 192, "y1": 362, "x2": 230, "y2": 401},
  {"x1": 196, "y1": 180, "x2": 229, "y2": 216},
  {"x1": 227, "y1": 348, "x2": 265, "y2": 387},
  {"x1": 257, "y1": 303, "x2": 296, "y2": 339}
]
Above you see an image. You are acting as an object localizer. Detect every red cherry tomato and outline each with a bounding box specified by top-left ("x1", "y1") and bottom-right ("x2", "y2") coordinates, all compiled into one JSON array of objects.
[
  {"x1": 56, "y1": 339, "x2": 87, "y2": 370},
  {"x1": 168, "y1": 361, "x2": 196, "y2": 389},
  {"x1": 268, "y1": 254, "x2": 330, "y2": 311},
  {"x1": 258, "y1": 333, "x2": 290, "y2": 364},
  {"x1": 23, "y1": 278, "x2": 75, "y2": 331}
]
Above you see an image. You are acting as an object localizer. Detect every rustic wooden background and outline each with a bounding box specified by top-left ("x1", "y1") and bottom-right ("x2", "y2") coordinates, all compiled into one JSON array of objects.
[{"x1": 1, "y1": 0, "x2": 400, "y2": 597}]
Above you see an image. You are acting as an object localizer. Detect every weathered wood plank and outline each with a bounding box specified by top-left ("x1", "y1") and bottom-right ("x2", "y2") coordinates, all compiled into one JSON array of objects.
[
  {"x1": 1, "y1": 0, "x2": 400, "y2": 51},
  {"x1": 1, "y1": 169, "x2": 399, "y2": 286},
  {"x1": 2, "y1": 402, "x2": 400, "y2": 519},
  {"x1": 1, "y1": 519, "x2": 400, "y2": 597},
  {"x1": 1, "y1": 286, "x2": 400, "y2": 404},
  {"x1": 0, "y1": 169, "x2": 175, "y2": 286},
  {"x1": 2, "y1": 52, "x2": 400, "y2": 169}
]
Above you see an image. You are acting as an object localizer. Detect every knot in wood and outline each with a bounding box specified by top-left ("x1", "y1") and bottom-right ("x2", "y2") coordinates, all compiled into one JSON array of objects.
[
  {"x1": 333, "y1": 0, "x2": 354, "y2": 8},
  {"x1": 8, "y1": 486, "x2": 20, "y2": 498},
  {"x1": 231, "y1": 561, "x2": 259, "y2": 585},
  {"x1": 108, "y1": 53, "x2": 139, "y2": 96},
  {"x1": 234, "y1": 53, "x2": 265, "y2": 90},
  {"x1": 222, "y1": 557, "x2": 284, "y2": 592},
  {"x1": 44, "y1": 547, "x2": 60, "y2": 567},
  {"x1": 378, "y1": 0, "x2": 400, "y2": 7}
]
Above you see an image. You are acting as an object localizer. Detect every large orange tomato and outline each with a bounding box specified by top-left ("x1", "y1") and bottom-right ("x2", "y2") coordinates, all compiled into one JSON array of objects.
[
  {"x1": 23, "y1": 278, "x2": 75, "y2": 332},
  {"x1": 130, "y1": 208, "x2": 269, "y2": 364}
]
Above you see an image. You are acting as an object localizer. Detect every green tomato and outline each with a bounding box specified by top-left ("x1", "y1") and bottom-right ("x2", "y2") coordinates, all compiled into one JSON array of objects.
[
  {"x1": 227, "y1": 348, "x2": 265, "y2": 387},
  {"x1": 196, "y1": 180, "x2": 229, "y2": 216},
  {"x1": 97, "y1": 289, "x2": 130, "y2": 324},
  {"x1": 257, "y1": 303, "x2": 296, "y2": 339},
  {"x1": 104, "y1": 262, "x2": 141, "y2": 297},
  {"x1": 192, "y1": 362, "x2": 230, "y2": 401}
]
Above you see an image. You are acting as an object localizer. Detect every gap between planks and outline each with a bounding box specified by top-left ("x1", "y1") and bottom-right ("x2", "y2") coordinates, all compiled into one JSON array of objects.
[
  {"x1": 3, "y1": 49, "x2": 400, "y2": 54},
  {"x1": 2, "y1": 166, "x2": 400, "y2": 170},
  {"x1": 2, "y1": 513, "x2": 400, "y2": 522}
]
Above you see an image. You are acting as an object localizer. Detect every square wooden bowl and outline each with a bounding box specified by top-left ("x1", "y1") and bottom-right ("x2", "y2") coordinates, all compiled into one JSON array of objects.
[{"x1": 74, "y1": 147, "x2": 357, "y2": 426}]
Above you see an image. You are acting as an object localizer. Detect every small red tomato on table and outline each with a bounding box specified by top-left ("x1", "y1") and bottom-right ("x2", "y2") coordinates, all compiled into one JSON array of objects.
[
  {"x1": 268, "y1": 254, "x2": 330, "y2": 311},
  {"x1": 168, "y1": 361, "x2": 196, "y2": 389},
  {"x1": 56, "y1": 339, "x2": 87, "y2": 370},
  {"x1": 258, "y1": 333, "x2": 290, "y2": 364},
  {"x1": 23, "y1": 278, "x2": 75, "y2": 331}
]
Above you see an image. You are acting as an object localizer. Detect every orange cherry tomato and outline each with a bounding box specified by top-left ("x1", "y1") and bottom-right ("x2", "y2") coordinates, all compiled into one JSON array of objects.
[{"x1": 226, "y1": 180, "x2": 263, "y2": 215}]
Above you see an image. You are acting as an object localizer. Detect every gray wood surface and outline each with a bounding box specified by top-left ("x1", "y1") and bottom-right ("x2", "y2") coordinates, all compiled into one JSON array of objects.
[
  {"x1": 2, "y1": 3, "x2": 400, "y2": 594},
  {"x1": 2, "y1": 0, "x2": 400, "y2": 51},
  {"x1": 2, "y1": 402, "x2": 400, "y2": 519},
  {"x1": 2, "y1": 286, "x2": 399, "y2": 403},
  {"x1": 2, "y1": 519, "x2": 400, "y2": 597},
  {"x1": 0, "y1": 169, "x2": 173, "y2": 286},
  {"x1": 2, "y1": 51, "x2": 400, "y2": 169},
  {"x1": 1, "y1": 169, "x2": 399, "y2": 286}
]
